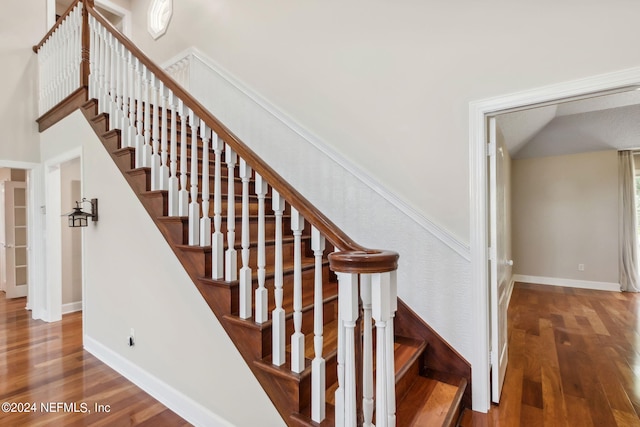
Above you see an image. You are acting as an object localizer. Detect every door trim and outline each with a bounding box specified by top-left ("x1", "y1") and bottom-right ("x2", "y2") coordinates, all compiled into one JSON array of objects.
[{"x1": 469, "y1": 66, "x2": 640, "y2": 412}]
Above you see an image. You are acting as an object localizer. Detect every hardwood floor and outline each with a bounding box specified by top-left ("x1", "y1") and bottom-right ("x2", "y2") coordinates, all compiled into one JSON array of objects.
[
  {"x1": 0, "y1": 293, "x2": 190, "y2": 426},
  {"x1": 461, "y1": 282, "x2": 640, "y2": 426}
]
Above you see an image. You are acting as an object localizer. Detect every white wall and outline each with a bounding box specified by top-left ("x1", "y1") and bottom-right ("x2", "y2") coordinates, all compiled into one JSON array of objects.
[
  {"x1": 512, "y1": 150, "x2": 619, "y2": 284},
  {"x1": 129, "y1": 0, "x2": 640, "y2": 244},
  {"x1": 0, "y1": 0, "x2": 46, "y2": 163},
  {"x1": 40, "y1": 111, "x2": 284, "y2": 427}
]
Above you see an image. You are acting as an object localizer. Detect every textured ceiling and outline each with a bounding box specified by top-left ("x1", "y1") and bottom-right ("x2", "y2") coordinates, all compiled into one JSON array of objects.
[{"x1": 497, "y1": 89, "x2": 640, "y2": 159}]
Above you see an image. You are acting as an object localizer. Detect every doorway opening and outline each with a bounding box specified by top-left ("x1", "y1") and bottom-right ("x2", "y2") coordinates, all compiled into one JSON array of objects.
[
  {"x1": 470, "y1": 68, "x2": 640, "y2": 412},
  {"x1": 0, "y1": 168, "x2": 29, "y2": 300},
  {"x1": 60, "y1": 158, "x2": 83, "y2": 314},
  {"x1": 45, "y1": 149, "x2": 83, "y2": 322}
]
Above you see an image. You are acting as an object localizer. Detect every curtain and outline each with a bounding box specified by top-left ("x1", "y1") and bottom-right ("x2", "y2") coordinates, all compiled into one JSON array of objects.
[{"x1": 619, "y1": 150, "x2": 640, "y2": 292}]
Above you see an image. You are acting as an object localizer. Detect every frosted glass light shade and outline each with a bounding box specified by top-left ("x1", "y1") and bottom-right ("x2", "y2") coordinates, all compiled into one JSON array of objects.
[{"x1": 148, "y1": 0, "x2": 172, "y2": 40}]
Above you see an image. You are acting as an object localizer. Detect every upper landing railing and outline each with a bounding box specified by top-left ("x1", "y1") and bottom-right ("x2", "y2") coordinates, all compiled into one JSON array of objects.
[{"x1": 34, "y1": 1, "x2": 400, "y2": 425}]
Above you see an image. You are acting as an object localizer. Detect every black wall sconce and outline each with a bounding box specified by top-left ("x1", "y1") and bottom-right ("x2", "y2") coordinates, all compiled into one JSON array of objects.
[{"x1": 67, "y1": 198, "x2": 98, "y2": 227}]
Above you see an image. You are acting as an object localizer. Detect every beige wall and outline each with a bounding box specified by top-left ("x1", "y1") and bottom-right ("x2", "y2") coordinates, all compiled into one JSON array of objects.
[
  {"x1": 512, "y1": 150, "x2": 619, "y2": 283},
  {"x1": 128, "y1": 0, "x2": 640, "y2": 243},
  {"x1": 0, "y1": 0, "x2": 46, "y2": 163}
]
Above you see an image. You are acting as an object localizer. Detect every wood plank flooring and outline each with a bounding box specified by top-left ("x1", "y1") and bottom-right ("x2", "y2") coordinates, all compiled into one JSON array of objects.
[
  {"x1": 0, "y1": 294, "x2": 190, "y2": 426},
  {"x1": 461, "y1": 282, "x2": 640, "y2": 427}
]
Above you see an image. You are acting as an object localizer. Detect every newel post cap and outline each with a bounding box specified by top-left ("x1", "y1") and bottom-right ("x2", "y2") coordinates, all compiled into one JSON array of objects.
[{"x1": 328, "y1": 250, "x2": 399, "y2": 274}]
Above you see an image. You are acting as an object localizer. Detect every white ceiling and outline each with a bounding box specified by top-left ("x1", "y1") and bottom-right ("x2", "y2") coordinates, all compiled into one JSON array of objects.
[{"x1": 497, "y1": 89, "x2": 640, "y2": 159}]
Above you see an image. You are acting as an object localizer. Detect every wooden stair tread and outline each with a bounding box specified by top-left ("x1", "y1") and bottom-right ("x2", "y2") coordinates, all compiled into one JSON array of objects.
[
  {"x1": 289, "y1": 318, "x2": 339, "y2": 361},
  {"x1": 397, "y1": 377, "x2": 465, "y2": 427},
  {"x1": 394, "y1": 335, "x2": 427, "y2": 379}
]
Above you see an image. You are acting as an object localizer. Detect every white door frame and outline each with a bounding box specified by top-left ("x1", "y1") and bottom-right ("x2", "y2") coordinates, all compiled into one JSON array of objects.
[
  {"x1": 44, "y1": 147, "x2": 83, "y2": 322},
  {"x1": 469, "y1": 66, "x2": 640, "y2": 412},
  {"x1": 0, "y1": 161, "x2": 41, "y2": 316}
]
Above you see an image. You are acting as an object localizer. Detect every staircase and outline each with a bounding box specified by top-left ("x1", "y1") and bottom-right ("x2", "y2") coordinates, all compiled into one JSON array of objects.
[{"x1": 34, "y1": 1, "x2": 471, "y2": 425}]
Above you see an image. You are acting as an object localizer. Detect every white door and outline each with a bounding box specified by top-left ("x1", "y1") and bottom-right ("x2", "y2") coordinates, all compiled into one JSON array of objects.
[
  {"x1": 3, "y1": 181, "x2": 28, "y2": 299},
  {"x1": 489, "y1": 117, "x2": 510, "y2": 403},
  {"x1": 0, "y1": 182, "x2": 6, "y2": 292}
]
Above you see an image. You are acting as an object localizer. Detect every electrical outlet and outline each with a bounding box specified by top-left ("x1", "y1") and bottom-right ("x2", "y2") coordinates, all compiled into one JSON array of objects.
[{"x1": 578, "y1": 264, "x2": 585, "y2": 271}]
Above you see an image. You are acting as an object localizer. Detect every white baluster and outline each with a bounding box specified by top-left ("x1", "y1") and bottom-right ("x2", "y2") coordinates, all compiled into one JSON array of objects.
[
  {"x1": 118, "y1": 40, "x2": 127, "y2": 134},
  {"x1": 338, "y1": 272, "x2": 359, "y2": 427},
  {"x1": 372, "y1": 271, "x2": 397, "y2": 427},
  {"x1": 142, "y1": 66, "x2": 152, "y2": 167},
  {"x1": 200, "y1": 122, "x2": 211, "y2": 246},
  {"x1": 113, "y1": 39, "x2": 122, "y2": 129},
  {"x1": 291, "y1": 208, "x2": 305, "y2": 373},
  {"x1": 59, "y1": 21, "x2": 66, "y2": 100},
  {"x1": 159, "y1": 82, "x2": 170, "y2": 190},
  {"x1": 64, "y1": 9, "x2": 70, "y2": 96},
  {"x1": 387, "y1": 270, "x2": 398, "y2": 427},
  {"x1": 239, "y1": 159, "x2": 253, "y2": 319},
  {"x1": 100, "y1": 27, "x2": 109, "y2": 114},
  {"x1": 335, "y1": 264, "x2": 345, "y2": 427},
  {"x1": 134, "y1": 58, "x2": 144, "y2": 168},
  {"x1": 178, "y1": 100, "x2": 189, "y2": 216},
  {"x1": 76, "y1": 5, "x2": 82, "y2": 88},
  {"x1": 151, "y1": 75, "x2": 161, "y2": 190},
  {"x1": 108, "y1": 33, "x2": 116, "y2": 129},
  {"x1": 361, "y1": 274, "x2": 374, "y2": 427},
  {"x1": 88, "y1": 16, "x2": 96, "y2": 100},
  {"x1": 272, "y1": 190, "x2": 285, "y2": 366},
  {"x1": 47, "y1": 36, "x2": 52, "y2": 109},
  {"x1": 168, "y1": 91, "x2": 179, "y2": 216},
  {"x1": 188, "y1": 110, "x2": 200, "y2": 246},
  {"x1": 126, "y1": 51, "x2": 136, "y2": 148},
  {"x1": 311, "y1": 227, "x2": 326, "y2": 423},
  {"x1": 225, "y1": 145, "x2": 238, "y2": 281},
  {"x1": 64, "y1": 12, "x2": 69, "y2": 95},
  {"x1": 211, "y1": 134, "x2": 224, "y2": 279},
  {"x1": 254, "y1": 173, "x2": 268, "y2": 323}
]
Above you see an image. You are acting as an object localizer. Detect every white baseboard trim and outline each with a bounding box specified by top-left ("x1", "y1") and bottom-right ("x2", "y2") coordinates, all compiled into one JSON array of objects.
[
  {"x1": 83, "y1": 335, "x2": 233, "y2": 427},
  {"x1": 161, "y1": 47, "x2": 471, "y2": 261},
  {"x1": 62, "y1": 301, "x2": 82, "y2": 314},
  {"x1": 513, "y1": 274, "x2": 621, "y2": 292}
]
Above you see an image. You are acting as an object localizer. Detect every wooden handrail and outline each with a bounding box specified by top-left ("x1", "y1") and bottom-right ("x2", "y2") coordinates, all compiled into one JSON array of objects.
[
  {"x1": 33, "y1": 0, "x2": 87, "y2": 53},
  {"x1": 328, "y1": 250, "x2": 399, "y2": 274},
  {"x1": 35, "y1": 1, "x2": 399, "y2": 274}
]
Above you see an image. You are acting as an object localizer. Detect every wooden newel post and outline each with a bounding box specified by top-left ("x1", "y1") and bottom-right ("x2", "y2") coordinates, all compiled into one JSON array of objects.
[
  {"x1": 329, "y1": 249, "x2": 399, "y2": 427},
  {"x1": 80, "y1": 0, "x2": 94, "y2": 88}
]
